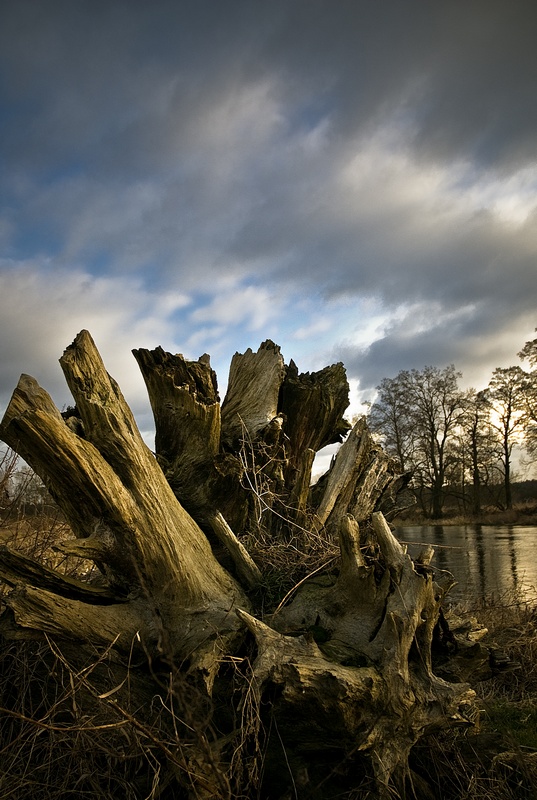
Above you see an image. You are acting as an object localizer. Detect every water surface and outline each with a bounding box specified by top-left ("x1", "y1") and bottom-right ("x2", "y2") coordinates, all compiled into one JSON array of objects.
[{"x1": 395, "y1": 524, "x2": 537, "y2": 604}]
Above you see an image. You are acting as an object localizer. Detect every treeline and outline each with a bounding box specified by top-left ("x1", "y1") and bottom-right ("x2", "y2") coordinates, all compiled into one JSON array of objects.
[{"x1": 367, "y1": 330, "x2": 537, "y2": 518}]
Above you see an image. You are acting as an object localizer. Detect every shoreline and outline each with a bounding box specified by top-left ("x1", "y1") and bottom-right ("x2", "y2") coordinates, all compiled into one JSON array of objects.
[{"x1": 392, "y1": 505, "x2": 537, "y2": 528}]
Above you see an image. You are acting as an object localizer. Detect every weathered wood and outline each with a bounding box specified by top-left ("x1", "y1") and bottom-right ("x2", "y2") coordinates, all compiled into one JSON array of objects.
[
  {"x1": 279, "y1": 359, "x2": 351, "y2": 464},
  {"x1": 209, "y1": 512, "x2": 262, "y2": 589},
  {"x1": 60, "y1": 331, "x2": 246, "y2": 609},
  {"x1": 133, "y1": 342, "x2": 286, "y2": 530},
  {"x1": 53, "y1": 536, "x2": 111, "y2": 562},
  {"x1": 133, "y1": 346, "x2": 220, "y2": 462},
  {"x1": 244, "y1": 511, "x2": 474, "y2": 797},
  {"x1": 0, "y1": 332, "x2": 248, "y2": 664},
  {"x1": 0, "y1": 544, "x2": 120, "y2": 604},
  {"x1": 0, "y1": 331, "x2": 477, "y2": 799},
  {"x1": 314, "y1": 417, "x2": 371, "y2": 526},
  {"x1": 288, "y1": 446, "x2": 316, "y2": 524},
  {"x1": 0, "y1": 585, "x2": 150, "y2": 651},
  {"x1": 221, "y1": 340, "x2": 285, "y2": 445},
  {"x1": 0, "y1": 373, "x2": 144, "y2": 592},
  {"x1": 133, "y1": 347, "x2": 222, "y2": 521},
  {"x1": 338, "y1": 513, "x2": 367, "y2": 576},
  {"x1": 131, "y1": 340, "x2": 408, "y2": 542},
  {"x1": 313, "y1": 416, "x2": 406, "y2": 529},
  {"x1": 371, "y1": 510, "x2": 407, "y2": 571}
]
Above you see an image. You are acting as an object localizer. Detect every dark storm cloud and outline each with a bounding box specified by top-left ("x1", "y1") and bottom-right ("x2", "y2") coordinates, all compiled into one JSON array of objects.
[
  {"x1": 3, "y1": 0, "x2": 534, "y2": 193},
  {"x1": 335, "y1": 284, "x2": 537, "y2": 400},
  {"x1": 1, "y1": 0, "x2": 536, "y2": 410}
]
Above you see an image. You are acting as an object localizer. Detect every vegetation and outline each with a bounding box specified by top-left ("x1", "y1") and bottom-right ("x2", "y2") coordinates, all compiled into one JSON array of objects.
[
  {"x1": 485, "y1": 366, "x2": 529, "y2": 511},
  {"x1": 369, "y1": 330, "x2": 537, "y2": 518},
  {"x1": 393, "y1": 484, "x2": 537, "y2": 526},
  {"x1": 519, "y1": 336, "x2": 537, "y2": 460},
  {"x1": 411, "y1": 590, "x2": 537, "y2": 800},
  {"x1": 369, "y1": 365, "x2": 470, "y2": 518}
]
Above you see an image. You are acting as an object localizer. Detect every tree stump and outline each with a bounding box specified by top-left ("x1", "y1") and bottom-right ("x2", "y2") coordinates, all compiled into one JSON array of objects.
[{"x1": 0, "y1": 331, "x2": 474, "y2": 799}]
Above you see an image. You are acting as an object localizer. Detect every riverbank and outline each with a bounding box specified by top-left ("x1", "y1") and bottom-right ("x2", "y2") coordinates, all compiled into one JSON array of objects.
[
  {"x1": 393, "y1": 501, "x2": 537, "y2": 527},
  {"x1": 412, "y1": 591, "x2": 537, "y2": 798}
]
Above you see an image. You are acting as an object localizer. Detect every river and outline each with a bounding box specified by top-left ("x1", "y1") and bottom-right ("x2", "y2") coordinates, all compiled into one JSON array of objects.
[{"x1": 395, "y1": 524, "x2": 537, "y2": 605}]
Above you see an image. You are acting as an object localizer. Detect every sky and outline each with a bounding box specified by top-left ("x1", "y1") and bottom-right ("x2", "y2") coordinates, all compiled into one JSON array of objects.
[{"x1": 1, "y1": 0, "x2": 537, "y2": 444}]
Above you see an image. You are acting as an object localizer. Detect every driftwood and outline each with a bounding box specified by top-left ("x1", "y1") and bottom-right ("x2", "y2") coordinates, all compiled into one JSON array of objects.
[{"x1": 0, "y1": 331, "x2": 474, "y2": 799}]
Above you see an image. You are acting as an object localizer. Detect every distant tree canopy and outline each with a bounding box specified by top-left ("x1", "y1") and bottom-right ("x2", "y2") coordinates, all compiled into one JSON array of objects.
[
  {"x1": 369, "y1": 365, "x2": 469, "y2": 518},
  {"x1": 519, "y1": 332, "x2": 537, "y2": 460},
  {"x1": 368, "y1": 330, "x2": 537, "y2": 517},
  {"x1": 484, "y1": 366, "x2": 528, "y2": 510}
]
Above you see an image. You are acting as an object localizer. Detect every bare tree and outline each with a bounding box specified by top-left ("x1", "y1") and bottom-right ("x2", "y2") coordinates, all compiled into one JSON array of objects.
[
  {"x1": 519, "y1": 331, "x2": 537, "y2": 460},
  {"x1": 368, "y1": 373, "x2": 415, "y2": 472},
  {"x1": 484, "y1": 366, "x2": 528, "y2": 509},
  {"x1": 449, "y1": 390, "x2": 502, "y2": 515},
  {"x1": 369, "y1": 365, "x2": 468, "y2": 518}
]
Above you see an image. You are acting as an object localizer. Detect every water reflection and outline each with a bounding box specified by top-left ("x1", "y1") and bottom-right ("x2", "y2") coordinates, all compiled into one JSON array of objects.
[
  {"x1": 507, "y1": 528, "x2": 519, "y2": 592},
  {"x1": 395, "y1": 524, "x2": 537, "y2": 604},
  {"x1": 474, "y1": 524, "x2": 486, "y2": 599}
]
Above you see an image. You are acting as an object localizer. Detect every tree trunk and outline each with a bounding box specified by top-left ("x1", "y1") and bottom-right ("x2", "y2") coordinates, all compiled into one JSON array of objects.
[
  {"x1": 471, "y1": 425, "x2": 482, "y2": 516},
  {"x1": 0, "y1": 331, "x2": 475, "y2": 799},
  {"x1": 503, "y1": 434, "x2": 513, "y2": 510},
  {"x1": 431, "y1": 481, "x2": 444, "y2": 519}
]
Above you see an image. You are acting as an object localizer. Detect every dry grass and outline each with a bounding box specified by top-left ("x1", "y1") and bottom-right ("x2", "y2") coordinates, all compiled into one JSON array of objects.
[
  {"x1": 0, "y1": 627, "x2": 266, "y2": 799},
  {"x1": 0, "y1": 448, "x2": 96, "y2": 583},
  {"x1": 0, "y1": 638, "x2": 164, "y2": 799},
  {"x1": 393, "y1": 499, "x2": 537, "y2": 527},
  {"x1": 243, "y1": 518, "x2": 340, "y2": 614},
  {"x1": 234, "y1": 424, "x2": 342, "y2": 613},
  {"x1": 412, "y1": 730, "x2": 537, "y2": 800},
  {"x1": 471, "y1": 590, "x2": 537, "y2": 702},
  {"x1": 411, "y1": 590, "x2": 537, "y2": 800}
]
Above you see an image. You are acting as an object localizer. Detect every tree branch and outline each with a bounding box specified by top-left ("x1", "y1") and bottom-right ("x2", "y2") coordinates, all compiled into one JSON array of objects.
[{"x1": 0, "y1": 544, "x2": 121, "y2": 604}]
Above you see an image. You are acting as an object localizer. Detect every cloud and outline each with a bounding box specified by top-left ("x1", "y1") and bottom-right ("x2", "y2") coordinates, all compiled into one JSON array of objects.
[
  {"x1": 0, "y1": 0, "x2": 536, "y2": 434},
  {"x1": 189, "y1": 283, "x2": 278, "y2": 331},
  {"x1": 335, "y1": 301, "x2": 537, "y2": 403},
  {"x1": 0, "y1": 263, "x2": 291, "y2": 435},
  {"x1": 292, "y1": 317, "x2": 332, "y2": 341},
  {"x1": 0, "y1": 262, "x2": 192, "y2": 427}
]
